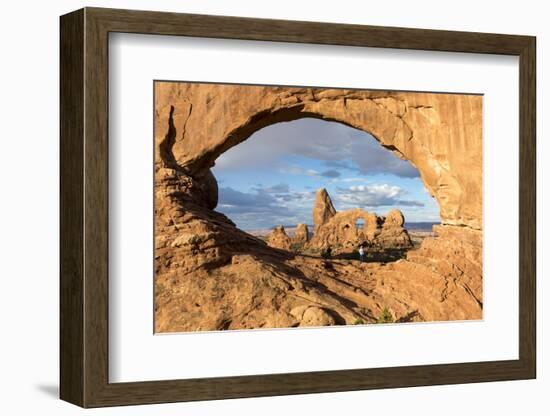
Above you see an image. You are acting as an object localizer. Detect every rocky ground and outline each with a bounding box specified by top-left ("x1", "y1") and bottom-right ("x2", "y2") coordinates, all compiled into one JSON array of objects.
[
  {"x1": 155, "y1": 224, "x2": 482, "y2": 332},
  {"x1": 154, "y1": 169, "x2": 482, "y2": 333}
]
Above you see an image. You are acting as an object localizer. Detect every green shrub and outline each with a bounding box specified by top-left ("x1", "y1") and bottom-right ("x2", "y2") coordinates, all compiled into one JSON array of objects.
[
  {"x1": 290, "y1": 242, "x2": 305, "y2": 252},
  {"x1": 376, "y1": 307, "x2": 394, "y2": 324}
]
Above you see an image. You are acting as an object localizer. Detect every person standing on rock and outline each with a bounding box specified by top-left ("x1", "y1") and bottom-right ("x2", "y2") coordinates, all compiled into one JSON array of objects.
[{"x1": 358, "y1": 244, "x2": 365, "y2": 262}]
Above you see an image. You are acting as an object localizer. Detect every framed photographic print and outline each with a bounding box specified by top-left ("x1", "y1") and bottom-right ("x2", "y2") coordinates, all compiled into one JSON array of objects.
[{"x1": 60, "y1": 7, "x2": 536, "y2": 408}]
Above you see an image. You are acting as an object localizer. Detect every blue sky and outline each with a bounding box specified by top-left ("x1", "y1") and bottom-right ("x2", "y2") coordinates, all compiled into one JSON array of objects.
[{"x1": 211, "y1": 118, "x2": 440, "y2": 230}]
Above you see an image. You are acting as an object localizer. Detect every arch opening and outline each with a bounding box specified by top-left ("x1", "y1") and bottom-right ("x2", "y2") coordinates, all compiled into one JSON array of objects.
[{"x1": 211, "y1": 117, "x2": 440, "y2": 262}]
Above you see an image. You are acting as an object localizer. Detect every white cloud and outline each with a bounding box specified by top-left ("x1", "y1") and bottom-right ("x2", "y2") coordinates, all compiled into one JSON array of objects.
[
  {"x1": 336, "y1": 184, "x2": 424, "y2": 208},
  {"x1": 349, "y1": 184, "x2": 400, "y2": 197},
  {"x1": 280, "y1": 166, "x2": 321, "y2": 177},
  {"x1": 329, "y1": 177, "x2": 365, "y2": 183},
  {"x1": 213, "y1": 118, "x2": 419, "y2": 178}
]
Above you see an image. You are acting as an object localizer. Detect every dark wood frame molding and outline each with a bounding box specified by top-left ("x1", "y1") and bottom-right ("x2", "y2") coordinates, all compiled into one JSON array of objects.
[{"x1": 60, "y1": 7, "x2": 536, "y2": 408}]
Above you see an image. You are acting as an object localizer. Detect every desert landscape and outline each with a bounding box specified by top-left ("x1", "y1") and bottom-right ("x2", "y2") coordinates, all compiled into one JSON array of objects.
[{"x1": 154, "y1": 82, "x2": 483, "y2": 333}]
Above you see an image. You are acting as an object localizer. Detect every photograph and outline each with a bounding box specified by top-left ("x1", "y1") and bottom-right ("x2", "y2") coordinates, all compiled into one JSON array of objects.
[{"x1": 154, "y1": 81, "x2": 483, "y2": 333}]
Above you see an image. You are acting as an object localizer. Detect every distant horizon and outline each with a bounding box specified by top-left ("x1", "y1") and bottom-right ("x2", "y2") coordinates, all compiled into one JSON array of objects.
[
  {"x1": 238, "y1": 220, "x2": 441, "y2": 232},
  {"x1": 212, "y1": 118, "x2": 441, "y2": 230}
]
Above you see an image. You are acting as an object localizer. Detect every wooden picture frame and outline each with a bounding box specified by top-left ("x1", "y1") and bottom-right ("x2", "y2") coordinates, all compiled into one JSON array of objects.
[{"x1": 60, "y1": 7, "x2": 536, "y2": 408}]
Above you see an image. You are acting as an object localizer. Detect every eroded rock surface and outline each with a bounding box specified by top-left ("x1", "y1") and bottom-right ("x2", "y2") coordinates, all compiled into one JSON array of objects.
[
  {"x1": 153, "y1": 82, "x2": 483, "y2": 333},
  {"x1": 155, "y1": 221, "x2": 482, "y2": 331},
  {"x1": 267, "y1": 226, "x2": 292, "y2": 250}
]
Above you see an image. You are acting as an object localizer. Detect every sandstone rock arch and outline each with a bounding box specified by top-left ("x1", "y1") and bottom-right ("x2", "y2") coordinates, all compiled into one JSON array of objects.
[
  {"x1": 154, "y1": 82, "x2": 483, "y2": 333},
  {"x1": 155, "y1": 82, "x2": 482, "y2": 229}
]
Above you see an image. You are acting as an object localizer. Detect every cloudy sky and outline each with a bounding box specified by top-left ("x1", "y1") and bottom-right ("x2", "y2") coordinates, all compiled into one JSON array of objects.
[{"x1": 211, "y1": 118, "x2": 440, "y2": 230}]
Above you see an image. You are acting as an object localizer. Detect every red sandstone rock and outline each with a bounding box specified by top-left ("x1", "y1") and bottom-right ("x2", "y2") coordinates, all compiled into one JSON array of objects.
[{"x1": 313, "y1": 189, "x2": 336, "y2": 232}]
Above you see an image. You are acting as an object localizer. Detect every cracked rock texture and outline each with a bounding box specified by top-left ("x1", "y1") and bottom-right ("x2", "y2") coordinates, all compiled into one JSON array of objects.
[{"x1": 154, "y1": 82, "x2": 483, "y2": 333}]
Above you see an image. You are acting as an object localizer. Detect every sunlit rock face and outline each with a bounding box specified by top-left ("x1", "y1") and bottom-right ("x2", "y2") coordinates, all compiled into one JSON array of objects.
[
  {"x1": 153, "y1": 82, "x2": 483, "y2": 333},
  {"x1": 312, "y1": 188, "x2": 337, "y2": 233}
]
